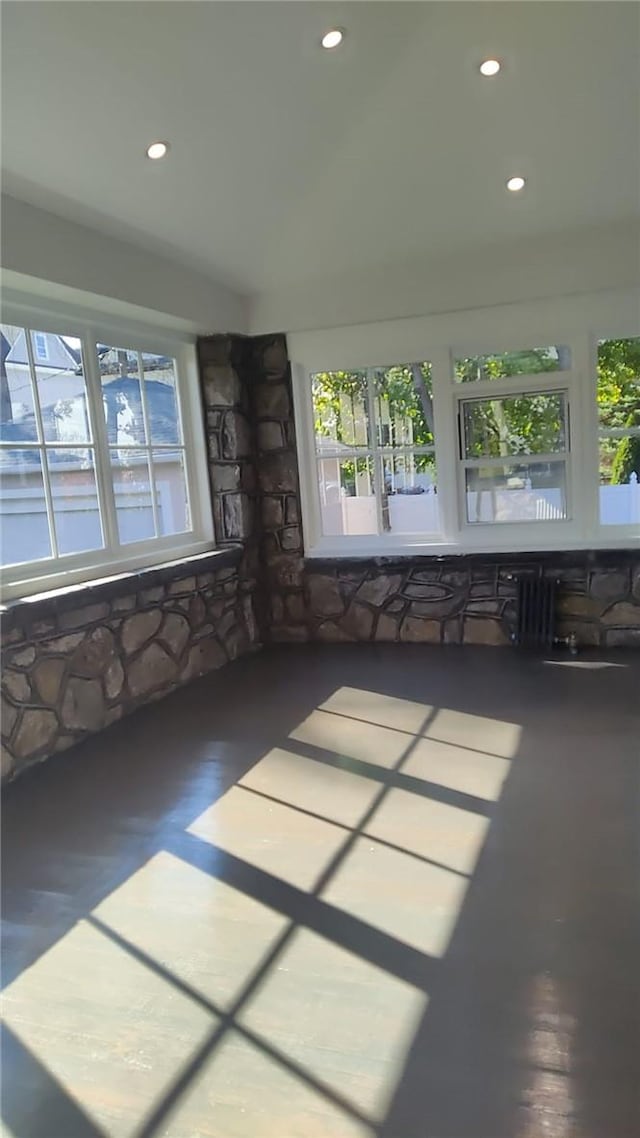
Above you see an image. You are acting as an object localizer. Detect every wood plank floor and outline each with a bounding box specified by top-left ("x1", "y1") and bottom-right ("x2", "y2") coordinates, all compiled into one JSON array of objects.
[{"x1": 2, "y1": 645, "x2": 639, "y2": 1138}]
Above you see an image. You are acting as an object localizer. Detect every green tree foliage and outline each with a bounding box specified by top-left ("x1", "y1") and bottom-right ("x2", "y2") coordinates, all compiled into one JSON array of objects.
[
  {"x1": 597, "y1": 337, "x2": 640, "y2": 483},
  {"x1": 611, "y1": 410, "x2": 640, "y2": 484}
]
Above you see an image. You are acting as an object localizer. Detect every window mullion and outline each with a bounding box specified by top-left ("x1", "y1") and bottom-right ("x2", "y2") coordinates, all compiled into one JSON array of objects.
[
  {"x1": 137, "y1": 352, "x2": 160, "y2": 538},
  {"x1": 24, "y1": 328, "x2": 58, "y2": 559},
  {"x1": 366, "y1": 369, "x2": 386, "y2": 535},
  {"x1": 84, "y1": 333, "x2": 119, "y2": 552}
]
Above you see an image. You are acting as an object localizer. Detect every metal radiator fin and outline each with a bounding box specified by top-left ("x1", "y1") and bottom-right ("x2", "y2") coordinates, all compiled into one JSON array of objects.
[{"x1": 515, "y1": 576, "x2": 557, "y2": 648}]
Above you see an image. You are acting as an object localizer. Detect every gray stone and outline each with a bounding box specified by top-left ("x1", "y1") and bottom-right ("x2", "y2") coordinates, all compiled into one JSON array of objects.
[
  {"x1": 33, "y1": 659, "x2": 66, "y2": 705},
  {"x1": 1, "y1": 744, "x2": 14, "y2": 780},
  {"x1": 441, "y1": 571, "x2": 469, "y2": 587},
  {"x1": 400, "y1": 616, "x2": 441, "y2": 643},
  {"x1": 71, "y1": 627, "x2": 116, "y2": 678},
  {"x1": 189, "y1": 594, "x2": 207, "y2": 628},
  {"x1": 128, "y1": 643, "x2": 177, "y2": 698},
  {"x1": 557, "y1": 595, "x2": 601, "y2": 619},
  {"x1": 375, "y1": 614, "x2": 399, "y2": 641},
  {"x1": 285, "y1": 496, "x2": 299, "y2": 525},
  {"x1": 281, "y1": 526, "x2": 302, "y2": 552},
  {"x1": 12, "y1": 709, "x2": 58, "y2": 758},
  {"x1": 285, "y1": 593, "x2": 306, "y2": 623},
  {"x1": 258, "y1": 421, "x2": 284, "y2": 451},
  {"x1": 470, "y1": 584, "x2": 496, "y2": 598},
  {"x1": 168, "y1": 576, "x2": 197, "y2": 597},
  {"x1": 308, "y1": 575, "x2": 344, "y2": 617},
  {"x1": 403, "y1": 583, "x2": 452, "y2": 600},
  {"x1": 464, "y1": 600, "x2": 503, "y2": 616},
  {"x1": 111, "y1": 595, "x2": 137, "y2": 613},
  {"x1": 3, "y1": 671, "x2": 30, "y2": 702},
  {"x1": 270, "y1": 625, "x2": 309, "y2": 643},
  {"x1": 258, "y1": 453, "x2": 298, "y2": 494},
  {"x1": 105, "y1": 706, "x2": 124, "y2": 727},
  {"x1": 269, "y1": 556, "x2": 304, "y2": 590},
  {"x1": 255, "y1": 383, "x2": 289, "y2": 419},
  {"x1": 121, "y1": 610, "x2": 162, "y2": 654},
  {"x1": 271, "y1": 596, "x2": 285, "y2": 624},
  {"x1": 223, "y1": 493, "x2": 253, "y2": 540},
  {"x1": 262, "y1": 496, "x2": 284, "y2": 529},
  {"x1": 193, "y1": 623, "x2": 215, "y2": 640},
  {"x1": 62, "y1": 678, "x2": 105, "y2": 731},
  {"x1": 241, "y1": 462, "x2": 257, "y2": 494},
  {"x1": 161, "y1": 613, "x2": 191, "y2": 658},
  {"x1": 590, "y1": 571, "x2": 629, "y2": 600},
  {"x1": 58, "y1": 603, "x2": 110, "y2": 631},
  {"x1": 104, "y1": 658, "x2": 125, "y2": 701},
  {"x1": 30, "y1": 619, "x2": 57, "y2": 638},
  {"x1": 386, "y1": 599, "x2": 406, "y2": 614},
  {"x1": 601, "y1": 601, "x2": 640, "y2": 626},
  {"x1": 2, "y1": 696, "x2": 19, "y2": 739},
  {"x1": 444, "y1": 618, "x2": 463, "y2": 645},
  {"x1": 186, "y1": 639, "x2": 227, "y2": 679},
  {"x1": 10, "y1": 646, "x2": 36, "y2": 667},
  {"x1": 46, "y1": 632, "x2": 85, "y2": 653},
  {"x1": 54, "y1": 734, "x2": 76, "y2": 753},
  {"x1": 208, "y1": 437, "x2": 220, "y2": 461},
  {"x1": 139, "y1": 586, "x2": 165, "y2": 605},
  {"x1": 410, "y1": 570, "x2": 442, "y2": 585},
  {"x1": 341, "y1": 604, "x2": 375, "y2": 640},
  {"x1": 316, "y1": 621, "x2": 353, "y2": 642},
  {"x1": 356, "y1": 575, "x2": 402, "y2": 606},
  {"x1": 210, "y1": 463, "x2": 241, "y2": 492},
  {"x1": 632, "y1": 566, "x2": 640, "y2": 601},
  {"x1": 604, "y1": 627, "x2": 640, "y2": 648},
  {"x1": 411, "y1": 599, "x2": 462, "y2": 619},
  {"x1": 222, "y1": 410, "x2": 252, "y2": 459},
  {"x1": 261, "y1": 340, "x2": 288, "y2": 380},
  {"x1": 463, "y1": 618, "x2": 508, "y2": 646},
  {"x1": 203, "y1": 365, "x2": 241, "y2": 407}
]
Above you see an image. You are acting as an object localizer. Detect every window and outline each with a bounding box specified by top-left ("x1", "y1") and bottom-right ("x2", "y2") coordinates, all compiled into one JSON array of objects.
[
  {"x1": 1, "y1": 314, "x2": 212, "y2": 597},
  {"x1": 312, "y1": 364, "x2": 439, "y2": 538},
  {"x1": 597, "y1": 337, "x2": 640, "y2": 527}
]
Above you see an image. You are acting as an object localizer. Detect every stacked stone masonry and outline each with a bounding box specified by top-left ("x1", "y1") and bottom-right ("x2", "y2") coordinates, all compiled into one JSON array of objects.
[
  {"x1": 1, "y1": 557, "x2": 256, "y2": 782},
  {"x1": 304, "y1": 554, "x2": 640, "y2": 648}
]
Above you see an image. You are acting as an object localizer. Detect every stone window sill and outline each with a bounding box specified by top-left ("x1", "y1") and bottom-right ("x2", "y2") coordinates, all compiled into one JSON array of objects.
[{"x1": 1, "y1": 546, "x2": 243, "y2": 634}]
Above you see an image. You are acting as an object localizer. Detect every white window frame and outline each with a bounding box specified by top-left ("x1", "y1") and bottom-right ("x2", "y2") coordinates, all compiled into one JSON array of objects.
[
  {"x1": 1, "y1": 298, "x2": 214, "y2": 600},
  {"x1": 289, "y1": 289, "x2": 640, "y2": 557}
]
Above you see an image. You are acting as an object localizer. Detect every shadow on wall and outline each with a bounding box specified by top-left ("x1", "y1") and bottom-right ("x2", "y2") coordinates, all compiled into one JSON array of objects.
[{"x1": 2, "y1": 645, "x2": 639, "y2": 1137}]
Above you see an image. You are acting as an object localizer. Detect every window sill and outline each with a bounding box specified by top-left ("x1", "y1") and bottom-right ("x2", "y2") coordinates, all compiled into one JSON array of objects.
[
  {"x1": 304, "y1": 542, "x2": 640, "y2": 571},
  {"x1": 0, "y1": 546, "x2": 242, "y2": 632}
]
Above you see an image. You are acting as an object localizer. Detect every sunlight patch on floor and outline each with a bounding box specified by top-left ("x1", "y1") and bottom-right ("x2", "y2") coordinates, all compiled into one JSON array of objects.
[
  {"x1": 318, "y1": 687, "x2": 433, "y2": 735},
  {"x1": 365, "y1": 790, "x2": 490, "y2": 875},
  {"x1": 239, "y1": 747, "x2": 380, "y2": 828},
  {"x1": 289, "y1": 710, "x2": 411, "y2": 770},
  {"x1": 402, "y1": 737, "x2": 511, "y2": 801},
  {"x1": 1, "y1": 917, "x2": 215, "y2": 1138},
  {"x1": 237, "y1": 927, "x2": 427, "y2": 1122},
  {"x1": 426, "y1": 707, "x2": 521, "y2": 759}
]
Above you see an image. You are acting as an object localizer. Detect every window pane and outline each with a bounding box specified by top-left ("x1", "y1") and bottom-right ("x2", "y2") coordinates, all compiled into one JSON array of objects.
[
  {"x1": 142, "y1": 354, "x2": 181, "y2": 445},
  {"x1": 153, "y1": 449, "x2": 190, "y2": 535},
  {"x1": 462, "y1": 392, "x2": 567, "y2": 459},
  {"x1": 382, "y1": 453, "x2": 439, "y2": 534},
  {"x1": 100, "y1": 347, "x2": 146, "y2": 445},
  {"x1": 312, "y1": 371, "x2": 369, "y2": 450},
  {"x1": 317, "y1": 456, "x2": 377, "y2": 536},
  {"x1": 455, "y1": 346, "x2": 570, "y2": 382},
  {"x1": 597, "y1": 337, "x2": 640, "y2": 431},
  {"x1": 31, "y1": 331, "x2": 90, "y2": 444},
  {"x1": 599, "y1": 436, "x2": 640, "y2": 525},
  {"x1": 465, "y1": 461, "x2": 567, "y2": 523},
  {"x1": 1, "y1": 324, "x2": 38, "y2": 442},
  {"x1": 373, "y1": 363, "x2": 434, "y2": 447},
  {"x1": 110, "y1": 449, "x2": 155, "y2": 543},
  {"x1": 47, "y1": 448, "x2": 103, "y2": 555},
  {"x1": 0, "y1": 449, "x2": 52, "y2": 565}
]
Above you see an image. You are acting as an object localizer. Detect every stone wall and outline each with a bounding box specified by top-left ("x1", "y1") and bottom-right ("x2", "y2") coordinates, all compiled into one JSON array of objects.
[
  {"x1": 198, "y1": 333, "x2": 308, "y2": 643},
  {"x1": 1, "y1": 551, "x2": 256, "y2": 782},
  {"x1": 304, "y1": 553, "x2": 640, "y2": 648}
]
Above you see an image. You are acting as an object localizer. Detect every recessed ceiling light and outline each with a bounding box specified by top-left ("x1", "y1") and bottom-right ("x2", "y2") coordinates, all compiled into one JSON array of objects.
[
  {"x1": 321, "y1": 28, "x2": 344, "y2": 50},
  {"x1": 479, "y1": 58, "x2": 501, "y2": 77},
  {"x1": 506, "y1": 176, "x2": 526, "y2": 192},
  {"x1": 146, "y1": 141, "x2": 169, "y2": 160}
]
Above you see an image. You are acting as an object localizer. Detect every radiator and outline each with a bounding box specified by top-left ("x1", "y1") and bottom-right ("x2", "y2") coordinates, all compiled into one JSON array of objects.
[{"x1": 515, "y1": 575, "x2": 557, "y2": 648}]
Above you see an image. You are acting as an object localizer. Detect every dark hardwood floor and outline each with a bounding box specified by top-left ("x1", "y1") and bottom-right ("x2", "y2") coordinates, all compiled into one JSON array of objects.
[{"x1": 2, "y1": 645, "x2": 639, "y2": 1138}]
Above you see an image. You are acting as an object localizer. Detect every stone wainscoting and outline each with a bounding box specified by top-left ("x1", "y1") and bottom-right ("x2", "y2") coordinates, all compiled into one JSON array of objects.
[
  {"x1": 1, "y1": 550, "x2": 257, "y2": 782},
  {"x1": 304, "y1": 552, "x2": 640, "y2": 648}
]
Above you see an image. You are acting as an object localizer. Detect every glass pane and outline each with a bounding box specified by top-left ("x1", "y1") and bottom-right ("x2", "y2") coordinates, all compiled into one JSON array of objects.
[
  {"x1": 110, "y1": 449, "x2": 155, "y2": 543},
  {"x1": 312, "y1": 371, "x2": 369, "y2": 450},
  {"x1": 100, "y1": 346, "x2": 146, "y2": 445},
  {"x1": 142, "y1": 354, "x2": 181, "y2": 445},
  {"x1": 317, "y1": 456, "x2": 377, "y2": 536},
  {"x1": 465, "y1": 461, "x2": 567, "y2": 523},
  {"x1": 462, "y1": 392, "x2": 567, "y2": 458},
  {"x1": 382, "y1": 453, "x2": 439, "y2": 534},
  {"x1": 1, "y1": 324, "x2": 38, "y2": 442},
  {"x1": 599, "y1": 436, "x2": 640, "y2": 526},
  {"x1": 153, "y1": 449, "x2": 190, "y2": 535},
  {"x1": 373, "y1": 363, "x2": 434, "y2": 447},
  {"x1": 30, "y1": 331, "x2": 90, "y2": 444},
  {"x1": 597, "y1": 337, "x2": 640, "y2": 431},
  {"x1": 0, "y1": 448, "x2": 52, "y2": 565},
  {"x1": 455, "y1": 346, "x2": 570, "y2": 382},
  {"x1": 47, "y1": 448, "x2": 103, "y2": 555}
]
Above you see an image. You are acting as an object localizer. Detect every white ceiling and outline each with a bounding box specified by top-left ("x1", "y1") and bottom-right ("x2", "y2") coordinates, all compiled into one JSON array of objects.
[{"x1": 2, "y1": 1, "x2": 639, "y2": 302}]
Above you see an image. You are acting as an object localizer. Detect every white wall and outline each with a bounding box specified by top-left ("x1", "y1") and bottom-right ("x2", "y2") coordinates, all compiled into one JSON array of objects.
[
  {"x1": 1, "y1": 195, "x2": 248, "y2": 335},
  {"x1": 250, "y1": 220, "x2": 640, "y2": 335}
]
